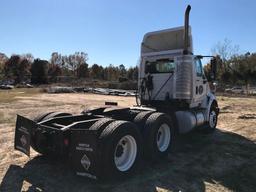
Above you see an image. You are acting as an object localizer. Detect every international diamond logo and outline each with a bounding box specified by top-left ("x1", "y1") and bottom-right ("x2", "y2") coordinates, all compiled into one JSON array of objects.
[
  {"x1": 81, "y1": 154, "x2": 91, "y2": 170},
  {"x1": 20, "y1": 135, "x2": 27, "y2": 147}
]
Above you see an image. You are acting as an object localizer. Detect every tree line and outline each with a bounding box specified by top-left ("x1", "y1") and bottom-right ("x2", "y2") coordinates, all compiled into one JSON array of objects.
[
  {"x1": 204, "y1": 39, "x2": 256, "y2": 88},
  {"x1": 0, "y1": 52, "x2": 138, "y2": 84},
  {"x1": 0, "y1": 39, "x2": 255, "y2": 87}
]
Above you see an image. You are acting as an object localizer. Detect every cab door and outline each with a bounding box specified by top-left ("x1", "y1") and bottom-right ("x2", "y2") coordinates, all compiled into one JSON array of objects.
[{"x1": 194, "y1": 58, "x2": 207, "y2": 103}]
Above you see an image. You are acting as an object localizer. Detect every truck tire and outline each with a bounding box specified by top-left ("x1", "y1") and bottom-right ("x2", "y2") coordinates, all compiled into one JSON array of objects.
[
  {"x1": 133, "y1": 111, "x2": 154, "y2": 131},
  {"x1": 143, "y1": 112, "x2": 174, "y2": 161},
  {"x1": 33, "y1": 112, "x2": 55, "y2": 123},
  {"x1": 89, "y1": 118, "x2": 114, "y2": 134},
  {"x1": 99, "y1": 120, "x2": 142, "y2": 178},
  {"x1": 31, "y1": 112, "x2": 71, "y2": 155},
  {"x1": 43, "y1": 112, "x2": 72, "y2": 120},
  {"x1": 205, "y1": 104, "x2": 219, "y2": 133}
]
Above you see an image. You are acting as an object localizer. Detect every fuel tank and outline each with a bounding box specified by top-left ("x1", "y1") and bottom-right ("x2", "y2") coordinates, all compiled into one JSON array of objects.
[{"x1": 175, "y1": 110, "x2": 205, "y2": 133}]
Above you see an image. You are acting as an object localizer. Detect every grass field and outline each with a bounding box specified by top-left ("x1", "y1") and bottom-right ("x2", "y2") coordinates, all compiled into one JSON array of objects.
[
  {"x1": 0, "y1": 88, "x2": 255, "y2": 192},
  {"x1": 0, "y1": 88, "x2": 42, "y2": 104}
]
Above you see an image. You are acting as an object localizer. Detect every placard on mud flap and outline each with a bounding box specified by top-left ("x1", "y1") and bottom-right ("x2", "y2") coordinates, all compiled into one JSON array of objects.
[
  {"x1": 70, "y1": 130, "x2": 99, "y2": 179},
  {"x1": 14, "y1": 115, "x2": 37, "y2": 156}
]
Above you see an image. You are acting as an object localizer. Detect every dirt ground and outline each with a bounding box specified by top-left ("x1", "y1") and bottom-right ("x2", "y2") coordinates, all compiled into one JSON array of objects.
[{"x1": 0, "y1": 89, "x2": 255, "y2": 192}]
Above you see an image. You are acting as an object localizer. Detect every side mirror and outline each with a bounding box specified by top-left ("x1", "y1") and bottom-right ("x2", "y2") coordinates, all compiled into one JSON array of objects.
[{"x1": 210, "y1": 57, "x2": 217, "y2": 80}]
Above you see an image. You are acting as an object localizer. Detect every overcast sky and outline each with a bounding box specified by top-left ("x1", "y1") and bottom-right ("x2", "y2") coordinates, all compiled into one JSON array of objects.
[{"x1": 0, "y1": 0, "x2": 255, "y2": 67}]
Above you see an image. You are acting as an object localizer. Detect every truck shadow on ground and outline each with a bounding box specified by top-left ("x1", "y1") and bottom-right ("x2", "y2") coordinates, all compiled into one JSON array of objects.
[{"x1": 1, "y1": 129, "x2": 256, "y2": 192}]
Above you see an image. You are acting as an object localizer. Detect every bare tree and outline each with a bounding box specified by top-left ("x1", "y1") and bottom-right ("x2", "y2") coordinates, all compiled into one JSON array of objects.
[
  {"x1": 50, "y1": 52, "x2": 62, "y2": 66},
  {"x1": 212, "y1": 38, "x2": 239, "y2": 61},
  {"x1": 22, "y1": 53, "x2": 34, "y2": 63},
  {"x1": 211, "y1": 38, "x2": 239, "y2": 72}
]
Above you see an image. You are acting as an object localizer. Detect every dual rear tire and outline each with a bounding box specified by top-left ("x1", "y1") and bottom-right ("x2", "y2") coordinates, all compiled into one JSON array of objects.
[
  {"x1": 94, "y1": 112, "x2": 174, "y2": 178},
  {"x1": 32, "y1": 111, "x2": 174, "y2": 178},
  {"x1": 98, "y1": 120, "x2": 142, "y2": 178},
  {"x1": 136, "y1": 112, "x2": 174, "y2": 161}
]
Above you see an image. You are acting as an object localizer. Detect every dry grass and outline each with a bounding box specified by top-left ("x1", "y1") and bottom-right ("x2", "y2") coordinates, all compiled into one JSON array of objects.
[
  {"x1": 0, "y1": 88, "x2": 42, "y2": 103},
  {"x1": 0, "y1": 89, "x2": 255, "y2": 192}
]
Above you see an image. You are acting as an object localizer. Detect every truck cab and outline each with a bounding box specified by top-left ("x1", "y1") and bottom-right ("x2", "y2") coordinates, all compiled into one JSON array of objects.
[
  {"x1": 139, "y1": 26, "x2": 209, "y2": 106},
  {"x1": 137, "y1": 6, "x2": 219, "y2": 133}
]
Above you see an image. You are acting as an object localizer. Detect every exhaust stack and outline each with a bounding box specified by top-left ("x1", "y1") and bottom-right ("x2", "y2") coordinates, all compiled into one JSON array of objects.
[{"x1": 183, "y1": 5, "x2": 191, "y2": 55}]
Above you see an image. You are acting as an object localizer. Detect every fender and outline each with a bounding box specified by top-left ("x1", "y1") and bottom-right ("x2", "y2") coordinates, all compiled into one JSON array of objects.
[{"x1": 205, "y1": 92, "x2": 219, "y2": 122}]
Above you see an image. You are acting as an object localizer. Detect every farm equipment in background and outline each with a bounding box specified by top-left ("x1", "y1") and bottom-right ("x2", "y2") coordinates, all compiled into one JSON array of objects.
[{"x1": 14, "y1": 5, "x2": 219, "y2": 179}]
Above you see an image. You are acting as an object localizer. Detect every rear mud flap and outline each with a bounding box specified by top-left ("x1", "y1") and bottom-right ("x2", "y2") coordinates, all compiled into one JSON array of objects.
[
  {"x1": 14, "y1": 115, "x2": 65, "y2": 156},
  {"x1": 14, "y1": 115, "x2": 37, "y2": 156},
  {"x1": 70, "y1": 130, "x2": 100, "y2": 179}
]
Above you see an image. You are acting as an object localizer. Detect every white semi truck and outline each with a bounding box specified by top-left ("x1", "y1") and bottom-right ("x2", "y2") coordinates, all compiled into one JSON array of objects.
[{"x1": 14, "y1": 5, "x2": 219, "y2": 179}]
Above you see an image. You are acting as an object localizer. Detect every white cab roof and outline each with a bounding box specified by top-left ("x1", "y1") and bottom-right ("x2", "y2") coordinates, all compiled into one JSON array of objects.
[{"x1": 141, "y1": 26, "x2": 193, "y2": 54}]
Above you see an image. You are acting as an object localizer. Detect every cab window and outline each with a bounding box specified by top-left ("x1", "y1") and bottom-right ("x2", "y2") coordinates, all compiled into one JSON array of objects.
[
  {"x1": 195, "y1": 58, "x2": 203, "y2": 77},
  {"x1": 145, "y1": 59, "x2": 175, "y2": 73}
]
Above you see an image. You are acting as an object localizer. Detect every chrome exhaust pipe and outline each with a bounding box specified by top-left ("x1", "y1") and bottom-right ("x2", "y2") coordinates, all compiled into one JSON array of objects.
[{"x1": 183, "y1": 5, "x2": 191, "y2": 55}]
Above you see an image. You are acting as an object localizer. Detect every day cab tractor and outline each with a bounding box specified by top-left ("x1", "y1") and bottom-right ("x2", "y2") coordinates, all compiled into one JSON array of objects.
[{"x1": 14, "y1": 5, "x2": 219, "y2": 180}]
